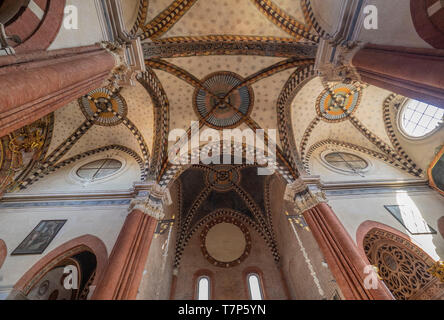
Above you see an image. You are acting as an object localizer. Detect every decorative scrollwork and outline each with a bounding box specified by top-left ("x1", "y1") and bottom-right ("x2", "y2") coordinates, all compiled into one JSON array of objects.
[{"x1": 363, "y1": 229, "x2": 441, "y2": 300}]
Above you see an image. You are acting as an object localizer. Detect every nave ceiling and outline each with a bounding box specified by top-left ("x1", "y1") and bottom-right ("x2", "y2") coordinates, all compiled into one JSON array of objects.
[{"x1": 0, "y1": 0, "x2": 442, "y2": 196}]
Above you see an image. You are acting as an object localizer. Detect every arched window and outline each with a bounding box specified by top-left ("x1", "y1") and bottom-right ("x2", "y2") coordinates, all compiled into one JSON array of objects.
[
  {"x1": 196, "y1": 276, "x2": 210, "y2": 300},
  {"x1": 322, "y1": 151, "x2": 369, "y2": 176},
  {"x1": 399, "y1": 99, "x2": 443, "y2": 139},
  {"x1": 76, "y1": 159, "x2": 122, "y2": 181},
  {"x1": 247, "y1": 273, "x2": 264, "y2": 300}
]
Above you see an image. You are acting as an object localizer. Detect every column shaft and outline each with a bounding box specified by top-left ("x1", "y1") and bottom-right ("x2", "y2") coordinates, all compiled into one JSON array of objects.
[
  {"x1": 0, "y1": 45, "x2": 115, "y2": 137},
  {"x1": 303, "y1": 203, "x2": 393, "y2": 300},
  {"x1": 93, "y1": 209, "x2": 157, "y2": 300},
  {"x1": 352, "y1": 44, "x2": 444, "y2": 108}
]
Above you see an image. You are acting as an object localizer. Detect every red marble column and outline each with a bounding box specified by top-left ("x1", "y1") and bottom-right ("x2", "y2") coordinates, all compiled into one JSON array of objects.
[
  {"x1": 92, "y1": 209, "x2": 158, "y2": 300},
  {"x1": 0, "y1": 239, "x2": 6, "y2": 270},
  {"x1": 352, "y1": 44, "x2": 444, "y2": 109},
  {"x1": 0, "y1": 44, "x2": 115, "y2": 138},
  {"x1": 302, "y1": 202, "x2": 394, "y2": 300}
]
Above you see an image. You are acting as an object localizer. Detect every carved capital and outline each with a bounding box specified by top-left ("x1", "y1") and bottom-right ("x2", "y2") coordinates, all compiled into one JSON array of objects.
[
  {"x1": 285, "y1": 179, "x2": 327, "y2": 215},
  {"x1": 100, "y1": 38, "x2": 146, "y2": 89},
  {"x1": 129, "y1": 183, "x2": 172, "y2": 220},
  {"x1": 315, "y1": 39, "x2": 363, "y2": 83}
]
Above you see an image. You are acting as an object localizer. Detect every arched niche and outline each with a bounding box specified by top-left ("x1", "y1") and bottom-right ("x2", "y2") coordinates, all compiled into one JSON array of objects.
[
  {"x1": 10, "y1": 235, "x2": 108, "y2": 300},
  {"x1": 411, "y1": 0, "x2": 444, "y2": 49},
  {"x1": 4, "y1": 0, "x2": 66, "y2": 53},
  {"x1": 357, "y1": 221, "x2": 443, "y2": 300}
]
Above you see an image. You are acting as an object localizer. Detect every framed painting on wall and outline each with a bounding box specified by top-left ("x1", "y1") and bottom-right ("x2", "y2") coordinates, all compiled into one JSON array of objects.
[{"x1": 11, "y1": 220, "x2": 67, "y2": 255}]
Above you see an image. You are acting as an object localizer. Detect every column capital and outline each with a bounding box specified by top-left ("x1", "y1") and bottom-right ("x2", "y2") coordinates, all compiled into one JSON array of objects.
[
  {"x1": 284, "y1": 179, "x2": 327, "y2": 215},
  {"x1": 315, "y1": 39, "x2": 364, "y2": 83},
  {"x1": 100, "y1": 38, "x2": 146, "y2": 89},
  {"x1": 129, "y1": 182, "x2": 172, "y2": 220},
  {"x1": 313, "y1": 0, "x2": 369, "y2": 83}
]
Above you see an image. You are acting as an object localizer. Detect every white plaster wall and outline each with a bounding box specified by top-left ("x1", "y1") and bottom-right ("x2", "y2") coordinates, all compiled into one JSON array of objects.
[
  {"x1": 310, "y1": 0, "x2": 343, "y2": 35},
  {"x1": 311, "y1": 0, "x2": 431, "y2": 48},
  {"x1": 16, "y1": 150, "x2": 141, "y2": 195},
  {"x1": 359, "y1": 0, "x2": 431, "y2": 48},
  {"x1": 121, "y1": 0, "x2": 140, "y2": 32},
  {"x1": 310, "y1": 147, "x2": 413, "y2": 183},
  {"x1": 48, "y1": 0, "x2": 104, "y2": 50},
  {"x1": 329, "y1": 189, "x2": 444, "y2": 261},
  {"x1": 389, "y1": 106, "x2": 444, "y2": 171},
  {"x1": 0, "y1": 204, "x2": 128, "y2": 298}
]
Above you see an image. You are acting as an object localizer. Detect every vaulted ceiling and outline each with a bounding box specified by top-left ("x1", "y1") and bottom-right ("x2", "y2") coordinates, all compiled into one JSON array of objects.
[{"x1": 0, "y1": 0, "x2": 440, "y2": 196}]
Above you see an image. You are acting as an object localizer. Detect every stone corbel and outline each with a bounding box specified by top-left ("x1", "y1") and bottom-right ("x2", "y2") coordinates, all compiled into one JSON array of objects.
[{"x1": 129, "y1": 183, "x2": 172, "y2": 220}]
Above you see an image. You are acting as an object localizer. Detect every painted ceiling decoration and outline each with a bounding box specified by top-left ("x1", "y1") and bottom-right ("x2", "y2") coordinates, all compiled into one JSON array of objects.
[
  {"x1": 316, "y1": 83, "x2": 363, "y2": 122},
  {"x1": 139, "y1": 0, "x2": 317, "y2": 42},
  {"x1": 200, "y1": 216, "x2": 252, "y2": 268},
  {"x1": 79, "y1": 88, "x2": 129, "y2": 127},
  {"x1": 4, "y1": 0, "x2": 437, "y2": 199},
  {"x1": 251, "y1": 0, "x2": 318, "y2": 41},
  {"x1": 140, "y1": 0, "x2": 199, "y2": 40},
  {"x1": 143, "y1": 36, "x2": 317, "y2": 60},
  {"x1": 300, "y1": 0, "x2": 329, "y2": 39},
  {"x1": 172, "y1": 165, "x2": 280, "y2": 270},
  {"x1": 287, "y1": 77, "x2": 425, "y2": 178},
  {"x1": 129, "y1": 0, "x2": 149, "y2": 37},
  {"x1": 193, "y1": 71, "x2": 254, "y2": 129},
  {"x1": 136, "y1": 69, "x2": 170, "y2": 180},
  {"x1": 10, "y1": 86, "x2": 154, "y2": 190},
  {"x1": 0, "y1": 115, "x2": 54, "y2": 194},
  {"x1": 159, "y1": 142, "x2": 296, "y2": 189},
  {"x1": 276, "y1": 63, "x2": 316, "y2": 173}
]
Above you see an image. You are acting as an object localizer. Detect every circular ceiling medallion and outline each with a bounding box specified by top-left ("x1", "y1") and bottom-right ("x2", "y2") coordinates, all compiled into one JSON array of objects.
[
  {"x1": 79, "y1": 88, "x2": 127, "y2": 126},
  {"x1": 316, "y1": 84, "x2": 362, "y2": 122},
  {"x1": 205, "y1": 165, "x2": 240, "y2": 192},
  {"x1": 193, "y1": 72, "x2": 254, "y2": 129},
  {"x1": 200, "y1": 216, "x2": 251, "y2": 268}
]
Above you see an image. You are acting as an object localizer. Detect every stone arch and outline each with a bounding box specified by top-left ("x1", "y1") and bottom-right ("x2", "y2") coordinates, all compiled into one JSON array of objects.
[
  {"x1": 5, "y1": 0, "x2": 67, "y2": 53},
  {"x1": 277, "y1": 64, "x2": 316, "y2": 173},
  {"x1": 304, "y1": 139, "x2": 406, "y2": 176},
  {"x1": 356, "y1": 221, "x2": 442, "y2": 300},
  {"x1": 159, "y1": 139, "x2": 297, "y2": 190},
  {"x1": 0, "y1": 239, "x2": 7, "y2": 270},
  {"x1": 12, "y1": 235, "x2": 108, "y2": 298},
  {"x1": 411, "y1": 0, "x2": 444, "y2": 49}
]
